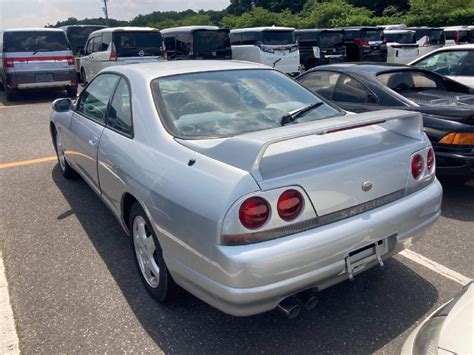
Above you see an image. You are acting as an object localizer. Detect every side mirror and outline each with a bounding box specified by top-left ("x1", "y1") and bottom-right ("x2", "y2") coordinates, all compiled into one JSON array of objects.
[{"x1": 52, "y1": 98, "x2": 72, "y2": 112}]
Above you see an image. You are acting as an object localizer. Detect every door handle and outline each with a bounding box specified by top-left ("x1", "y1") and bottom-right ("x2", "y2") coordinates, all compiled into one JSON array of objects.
[{"x1": 88, "y1": 135, "x2": 99, "y2": 147}]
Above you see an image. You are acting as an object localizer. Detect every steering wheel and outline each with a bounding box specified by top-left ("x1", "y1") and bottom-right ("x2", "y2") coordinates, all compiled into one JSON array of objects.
[{"x1": 178, "y1": 101, "x2": 200, "y2": 117}]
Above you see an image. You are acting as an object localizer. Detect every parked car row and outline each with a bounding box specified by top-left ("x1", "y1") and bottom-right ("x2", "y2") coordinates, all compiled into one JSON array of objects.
[{"x1": 1, "y1": 24, "x2": 472, "y2": 100}]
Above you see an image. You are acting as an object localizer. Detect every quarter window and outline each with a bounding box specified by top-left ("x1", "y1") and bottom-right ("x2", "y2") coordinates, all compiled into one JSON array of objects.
[
  {"x1": 333, "y1": 74, "x2": 375, "y2": 103},
  {"x1": 107, "y1": 78, "x2": 133, "y2": 136},
  {"x1": 77, "y1": 74, "x2": 120, "y2": 124}
]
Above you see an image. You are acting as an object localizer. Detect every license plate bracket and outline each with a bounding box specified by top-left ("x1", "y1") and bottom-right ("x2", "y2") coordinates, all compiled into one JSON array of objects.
[
  {"x1": 36, "y1": 73, "x2": 54, "y2": 83},
  {"x1": 345, "y1": 239, "x2": 387, "y2": 280}
]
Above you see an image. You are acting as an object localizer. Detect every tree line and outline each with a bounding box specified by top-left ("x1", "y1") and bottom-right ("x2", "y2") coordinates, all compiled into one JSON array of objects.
[{"x1": 50, "y1": 0, "x2": 474, "y2": 29}]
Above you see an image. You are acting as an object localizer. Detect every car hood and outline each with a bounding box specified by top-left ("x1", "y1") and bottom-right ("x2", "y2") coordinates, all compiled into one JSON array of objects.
[
  {"x1": 403, "y1": 90, "x2": 474, "y2": 107},
  {"x1": 403, "y1": 105, "x2": 474, "y2": 124}
]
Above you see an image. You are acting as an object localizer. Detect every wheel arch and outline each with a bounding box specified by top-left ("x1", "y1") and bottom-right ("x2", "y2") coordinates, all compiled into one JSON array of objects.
[{"x1": 121, "y1": 192, "x2": 140, "y2": 235}]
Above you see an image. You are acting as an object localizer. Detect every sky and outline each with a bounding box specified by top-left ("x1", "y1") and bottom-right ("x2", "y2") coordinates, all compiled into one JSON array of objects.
[{"x1": 0, "y1": 0, "x2": 230, "y2": 28}]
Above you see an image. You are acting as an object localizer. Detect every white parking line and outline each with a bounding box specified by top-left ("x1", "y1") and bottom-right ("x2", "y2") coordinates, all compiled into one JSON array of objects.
[
  {"x1": 400, "y1": 249, "x2": 472, "y2": 285},
  {"x1": 0, "y1": 253, "x2": 20, "y2": 354}
]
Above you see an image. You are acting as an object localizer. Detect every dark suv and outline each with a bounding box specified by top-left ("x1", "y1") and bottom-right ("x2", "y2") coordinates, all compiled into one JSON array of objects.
[
  {"x1": 295, "y1": 29, "x2": 346, "y2": 70},
  {"x1": 341, "y1": 27, "x2": 385, "y2": 62}
]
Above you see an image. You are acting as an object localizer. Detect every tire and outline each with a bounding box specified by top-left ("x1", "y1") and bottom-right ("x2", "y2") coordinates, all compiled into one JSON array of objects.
[
  {"x1": 54, "y1": 129, "x2": 77, "y2": 179},
  {"x1": 129, "y1": 203, "x2": 177, "y2": 302},
  {"x1": 67, "y1": 86, "x2": 78, "y2": 97},
  {"x1": 80, "y1": 68, "x2": 87, "y2": 85},
  {"x1": 5, "y1": 86, "x2": 17, "y2": 101}
]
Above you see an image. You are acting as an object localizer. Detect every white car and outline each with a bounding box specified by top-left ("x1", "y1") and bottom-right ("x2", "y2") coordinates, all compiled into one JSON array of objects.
[
  {"x1": 402, "y1": 282, "x2": 473, "y2": 355},
  {"x1": 409, "y1": 44, "x2": 474, "y2": 87},
  {"x1": 384, "y1": 29, "x2": 419, "y2": 64},
  {"x1": 79, "y1": 27, "x2": 166, "y2": 83},
  {"x1": 229, "y1": 27, "x2": 300, "y2": 76}
]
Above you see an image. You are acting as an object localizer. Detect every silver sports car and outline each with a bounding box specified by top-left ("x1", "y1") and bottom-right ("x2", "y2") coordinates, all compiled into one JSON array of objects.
[{"x1": 50, "y1": 61, "x2": 442, "y2": 317}]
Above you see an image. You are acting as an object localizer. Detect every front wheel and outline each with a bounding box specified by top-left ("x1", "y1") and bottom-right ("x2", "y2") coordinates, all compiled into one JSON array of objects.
[{"x1": 129, "y1": 203, "x2": 177, "y2": 302}]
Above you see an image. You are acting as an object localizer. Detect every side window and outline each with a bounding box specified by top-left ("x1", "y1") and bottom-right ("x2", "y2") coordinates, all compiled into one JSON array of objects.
[
  {"x1": 413, "y1": 51, "x2": 469, "y2": 76},
  {"x1": 101, "y1": 32, "x2": 111, "y2": 51},
  {"x1": 107, "y1": 78, "x2": 133, "y2": 137},
  {"x1": 164, "y1": 36, "x2": 175, "y2": 51},
  {"x1": 93, "y1": 34, "x2": 102, "y2": 52},
  {"x1": 298, "y1": 71, "x2": 340, "y2": 100},
  {"x1": 86, "y1": 38, "x2": 94, "y2": 55},
  {"x1": 241, "y1": 32, "x2": 257, "y2": 45},
  {"x1": 77, "y1": 74, "x2": 120, "y2": 124},
  {"x1": 176, "y1": 33, "x2": 191, "y2": 54},
  {"x1": 333, "y1": 74, "x2": 375, "y2": 103},
  {"x1": 459, "y1": 51, "x2": 474, "y2": 76},
  {"x1": 229, "y1": 33, "x2": 241, "y2": 45}
]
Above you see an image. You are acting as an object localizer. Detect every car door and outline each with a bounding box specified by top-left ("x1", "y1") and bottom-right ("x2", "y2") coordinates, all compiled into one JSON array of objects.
[
  {"x1": 81, "y1": 37, "x2": 95, "y2": 80},
  {"x1": 97, "y1": 76, "x2": 134, "y2": 215},
  {"x1": 455, "y1": 51, "x2": 474, "y2": 87},
  {"x1": 67, "y1": 73, "x2": 120, "y2": 194}
]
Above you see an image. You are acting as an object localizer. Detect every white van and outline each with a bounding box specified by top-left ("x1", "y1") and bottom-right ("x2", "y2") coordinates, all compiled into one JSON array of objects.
[
  {"x1": 0, "y1": 28, "x2": 78, "y2": 101},
  {"x1": 229, "y1": 27, "x2": 300, "y2": 76},
  {"x1": 80, "y1": 27, "x2": 166, "y2": 82},
  {"x1": 384, "y1": 29, "x2": 419, "y2": 64}
]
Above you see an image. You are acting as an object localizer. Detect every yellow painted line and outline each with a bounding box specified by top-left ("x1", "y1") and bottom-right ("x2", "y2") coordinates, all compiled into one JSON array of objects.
[{"x1": 0, "y1": 156, "x2": 57, "y2": 169}]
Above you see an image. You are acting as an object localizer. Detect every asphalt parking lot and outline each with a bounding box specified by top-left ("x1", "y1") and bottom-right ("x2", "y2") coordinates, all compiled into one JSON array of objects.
[{"x1": 0, "y1": 88, "x2": 472, "y2": 354}]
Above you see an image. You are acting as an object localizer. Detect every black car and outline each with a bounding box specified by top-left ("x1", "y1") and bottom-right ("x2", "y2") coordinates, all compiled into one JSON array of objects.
[
  {"x1": 340, "y1": 27, "x2": 386, "y2": 62},
  {"x1": 296, "y1": 63, "x2": 474, "y2": 181},
  {"x1": 162, "y1": 26, "x2": 232, "y2": 60},
  {"x1": 295, "y1": 29, "x2": 346, "y2": 70}
]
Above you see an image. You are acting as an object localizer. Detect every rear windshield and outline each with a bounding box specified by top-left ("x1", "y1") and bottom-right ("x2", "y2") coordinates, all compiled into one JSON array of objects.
[
  {"x1": 361, "y1": 30, "x2": 383, "y2": 41},
  {"x1": 112, "y1": 31, "x2": 163, "y2": 57},
  {"x1": 445, "y1": 30, "x2": 470, "y2": 42},
  {"x1": 152, "y1": 69, "x2": 342, "y2": 139},
  {"x1": 377, "y1": 70, "x2": 446, "y2": 92},
  {"x1": 320, "y1": 32, "x2": 343, "y2": 47},
  {"x1": 384, "y1": 32, "x2": 416, "y2": 44},
  {"x1": 68, "y1": 26, "x2": 104, "y2": 53},
  {"x1": 262, "y1": 31, "x2": 295, "y2": 45},
  {"x1": 413, "y1": 29, "x2": 445, "y2": 44},
  {"x1": 3, "y1": 31, "x2": 69, "y2": 52},
  {"x1": 193, "y1": 30, "x2": 230, "y2": 54}
]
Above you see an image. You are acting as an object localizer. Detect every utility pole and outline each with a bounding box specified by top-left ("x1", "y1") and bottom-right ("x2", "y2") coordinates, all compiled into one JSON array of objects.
[{"x1": 102, "y1": 0, "x2": 110, "y2": 26}]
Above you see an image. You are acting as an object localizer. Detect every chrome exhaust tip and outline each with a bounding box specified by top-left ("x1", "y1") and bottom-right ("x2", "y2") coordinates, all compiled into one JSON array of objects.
[
  {"x1": 299, "y1": 289, "x2": 318, "y2": 310},
  {"x1": 277, "y1": 297, "x2": 302, "y2": 319}
]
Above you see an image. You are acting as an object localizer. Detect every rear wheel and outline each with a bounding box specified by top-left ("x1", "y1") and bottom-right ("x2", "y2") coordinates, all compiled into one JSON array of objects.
[
  {"x1": 80, "y1": 68, "x2": 87, "y2": 85},
  {"x1": 54, "y1": 130, "x2": 77, "y2": 179},
  {"x1": 129, "y1": 203, "x2": 176, "y2": 302},
  {"x1": 5, "y1": 86, "x2": 17, "y2": 101}
]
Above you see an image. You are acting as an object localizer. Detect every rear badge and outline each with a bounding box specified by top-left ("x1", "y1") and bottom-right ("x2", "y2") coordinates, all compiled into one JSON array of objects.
[
  {"x1": 362, "y1": 181, "x2": 373, "y2": 192},
  {"x1": 138, "y1": 50, "x2": 144, "y2": 57}
]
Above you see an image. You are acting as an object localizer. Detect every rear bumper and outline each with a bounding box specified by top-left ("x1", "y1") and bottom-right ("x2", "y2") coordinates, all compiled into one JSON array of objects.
[
  {"x1": 4, "y1": 69, "x2": 77, "y2": 89},
  {"x1": 167, "y1": 180, "x2": 442, "y2": 316}
]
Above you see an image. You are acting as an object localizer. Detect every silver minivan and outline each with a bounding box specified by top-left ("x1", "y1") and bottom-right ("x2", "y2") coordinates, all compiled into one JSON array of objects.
[
  {"x1": 79, "y1": 27, "x2": 166, "y2": 83},
  {"x1": 0, "y1": 28, "x2": 78, "y2": 101}
]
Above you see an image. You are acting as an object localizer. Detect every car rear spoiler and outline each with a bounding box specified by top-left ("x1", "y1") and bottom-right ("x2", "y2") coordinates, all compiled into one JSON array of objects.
[{"x1": 177, "y1": 109, "x2": 424, "y2": 182}]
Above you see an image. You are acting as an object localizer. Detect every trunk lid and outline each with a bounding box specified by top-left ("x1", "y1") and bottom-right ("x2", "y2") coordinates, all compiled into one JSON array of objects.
[{"x1": 178, "y1": 110, "x2": 427, "y2": 216}]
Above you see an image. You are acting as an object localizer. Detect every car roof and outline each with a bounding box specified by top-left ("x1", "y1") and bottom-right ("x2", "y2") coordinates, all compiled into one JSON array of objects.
[
  {"x1": 92, "y1": 26, "x2": 160, "y2": 34},
  {"x1": 230, "y1": 27, "x2": 294, "y2": 33},
  {"x1": 4, "y1": 28, "x2": 66, "y2": 32},
  {"x1": 313, "y1": 62, "x2": 417, "y2": 75},
  {"x1": 105, "y1": 60, "x2": 271, "y2": 80},
  {"x1": 161, "y1": 26, "x2": 223, "y2": 33},
  {"x1": 296, "y1": 28, "x2": 342, "y2": 33},
  {"x1": 384, "y1": 29, "x2": 415, "y2": 34}
]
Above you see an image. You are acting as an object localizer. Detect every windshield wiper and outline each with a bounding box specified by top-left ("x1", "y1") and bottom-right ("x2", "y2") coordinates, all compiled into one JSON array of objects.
[{"x1": 280, "y1": 102, "x2": 324, "y2": 126}]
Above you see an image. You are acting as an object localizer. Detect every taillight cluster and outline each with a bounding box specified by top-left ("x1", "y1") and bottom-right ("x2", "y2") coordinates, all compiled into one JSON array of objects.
[
  {"x1": 2, "y1": 56, "x2": 75, "y2": 68},
  {"x1": 353, "y1": 38, "x2": 369, "y2": 46},
  {"x1": 239, "y1": 189, "x2": 304, "y2": 229},
  {"x1": 411, "y1": 148, "x2": 435, "y2": 180}
]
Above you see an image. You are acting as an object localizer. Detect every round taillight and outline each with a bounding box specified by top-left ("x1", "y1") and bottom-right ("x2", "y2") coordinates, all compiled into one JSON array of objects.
[
  {"x1": 277, "y1": 189, "x2": 304, "y2": 221},
  {"x1": 239, "y1": 197, "x2": 270, "y2": 229},
  {"x1": 427, "y1": 148, "x2": 435, "y2": 172},
  {"x1": 411, "y1": 154, "x2": 424, "y2": 180}
]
